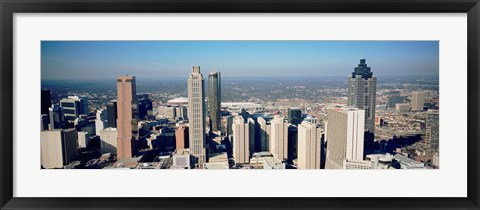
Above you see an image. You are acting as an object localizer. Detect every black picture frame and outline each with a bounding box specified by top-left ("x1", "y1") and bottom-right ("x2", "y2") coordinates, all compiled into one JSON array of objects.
[{"x1": 1, "y1": 0, "x2": 479, "y2": 209}]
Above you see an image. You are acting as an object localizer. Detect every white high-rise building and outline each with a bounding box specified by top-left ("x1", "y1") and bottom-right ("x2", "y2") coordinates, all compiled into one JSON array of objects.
[
  {"x1": 99, "y1": 127, "x2": 118, "y2": 155},
  {"x1": 347, "y1": 58, "x2": 376, "y2": 133},
  {"x1": 77, "y1": 131, "x2": 89, "y2": 148},
  {"x1": 95, "y1": 109, "x2": 108, "y2": 134},
  {"x1": 325, "y1": 105, "x2": 365, "y2": 169},
  {"x1": 411, "y1": 91, "x2": 426, "y2": 111},
  {"x1": 187, "y1": 66, "x2": 207, "y2": 165},
  {"x1": 256, "y1": 117, "x2": 270, "y2": 152},
  {"x1": 232, "y1": 116, "x2": 255, "y2": 164},
  {"x1": 297, "y1": 121, "x2": 323, "y2": 169},
  {"x1": 41, "y1": 129, "x2": 78, "y2": 169},
  {"x1": 269, "y1": 115, "x2": 288, "y2": 161}
]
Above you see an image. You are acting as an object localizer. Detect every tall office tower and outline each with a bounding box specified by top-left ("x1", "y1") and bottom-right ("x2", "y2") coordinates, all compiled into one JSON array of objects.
[
  {"x1": 116, "y1": 75, "x2": 138, "y2": 159},
  {"x1": 60, "y1": 96, "x2": 89, "y2": 122},
  {"x1": 287, "y1": 107, "x2": 302, "y2": 126},
  {"x1": 106, "y1": 100, "x2": 117, "y2": 128},
  {"x1": 175, "y1": 123, "x2": 189, "y2": 150},
  {"x1": 233, "y1": 116, "x2": 255, "y2": 164},
  {"x1": 287, "y1": 124, "x2": 298, "y2": 160},
  {"x1": 137, "y1": 93, "x2": 153, "y2": 120},
  {"x1": 99, "y1": 127, "x2": 118, "y2": 155},
  {"x1": 411, "y1": 91, "x2": 426, "y2": 111},
  {"x1": 187, "y1": 66, "x2": 207, "y2": 165},
  {"x1": 95, "y1": 109, "x2": 108, "y2": 134},
  {"x1": 347, "y1": 58, "x2": 377, "y2": 133},
  {"x1": 41, "y1": 89, "x2": 51, "y2": 116},
  {"x1": 297, "y1": 121, "x2": 323, "y2": 169},
  {"x1": 325, "y1": 105, "x2": 365, "y2": 169},
  {"x1": 425, "y1": 111, "x2": 439, "y2": 153},
  {"x1": 48, "y1": 105, "x2": 65, "y2": 130},
  {"x1": 40, "y1": 128, "x2": 78, "y2": 169},
  {"x1": 256, "y1": 117, "x2": 270, "y2": 152},
  {"x1": 270, "y1": 115, "x2": 289, "y2": 161},
  {"x1": 208, "y1": 72, "x2": 221, "y2": 133}
]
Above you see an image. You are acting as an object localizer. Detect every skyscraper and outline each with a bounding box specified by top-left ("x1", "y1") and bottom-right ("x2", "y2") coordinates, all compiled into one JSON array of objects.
[
  {"x1": 325, "y1": 105, "x2": 365, "y2": 169},
  {"x1": 287, "y1": 107, "x2": 302, "y2": 126},
  {"x1": 116, "y1": 75, "x2": 138, "y2": 159},
  {"x1": 270, "y1": 115, "x2": 289, "y2": 161},
  {"x1": 41, "y1": 89, "x2": 51, "y2": 116},
  {"x1": 48, "y1": 105, "x2": 65, "y2": 130},
  {"x1": 106, "y1": 100, "x2": 117, "y2": 128},
  {"x1": 60, "y1": 96, "x2": 89, "y2": 122},
  {"x1": 208, "y1": 72, "x2": 221, "y2": 133},
  {"x1": 137, "y1": 93, "x2": 153, "y2": 119},
  {"x1": 187, "y1": 66, "x2": 207, "y2": 165},
  {"x1": 256, "y1": 117, "x2": 270, "y2": 152},
  {"x1": 297, "y1": 121, "x2": 323, "y2": 169},
  {"x1": 232, "y1": 116, "x2": 255, "y2": 164},
  {"x1": 347, "y1": 58, "x2": 377, "y2": 133},
  {"x1": 411, "y1": 91, "x2": 426, "y2": 111}
]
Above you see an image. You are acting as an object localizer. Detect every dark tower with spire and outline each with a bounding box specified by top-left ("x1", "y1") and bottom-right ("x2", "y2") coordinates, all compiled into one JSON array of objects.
[{"x1": 347, "y1": 58, "x2": 377, "y2": 135}]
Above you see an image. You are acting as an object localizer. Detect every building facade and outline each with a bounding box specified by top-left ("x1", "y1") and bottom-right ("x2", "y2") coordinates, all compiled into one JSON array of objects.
[
  {"x1": 325, "y1": 105, "x2": 365, "y2": 169},
  {"x1": 411, "y1": 91, "x2": 426, "y2": 111},
  {"x1": 175, "y1": 123, "x2": 189, "y2": 150},
  {"x1": 99, "y1": 127, "x2": 118, "y2": 155},
  {"x1": 106, "y1": 100, "x2": 117, "y2": 128},
  {"x1": 232, "y1": 116, "x2": 255, "y2": 164},
  {"x1": 269, "y1": 115, "x2": 289, "y2": 161},
  {"x1": 297, "y1": 121, "x2": 322, "y2": 169},
  {"x1": 187, "y1": 66, "x2": 207, "y2": 165},
  {"x1": 256, "y1": 117, "x2": 270, "y2": 152},
  {"x1": 347, "y1": 58, "x2": 376, "y2": 133},
  {"x1": 287, "y1": 107, "x2": 302, "y2": 126},
  {"x1": 116, "y1": 75, "x2": 138, "y2": 159},
  {"x1": 41, "y1": 129, "x2": 78, "y2": 169},
  {"x1": 208, "y1": 72, "x2": 221, "y2": 133}
]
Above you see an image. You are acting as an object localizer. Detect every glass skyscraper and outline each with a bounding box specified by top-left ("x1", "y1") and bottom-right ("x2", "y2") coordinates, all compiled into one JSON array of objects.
[{"x1": 347, "y1": 58, "x2": 377, "y2": 134}]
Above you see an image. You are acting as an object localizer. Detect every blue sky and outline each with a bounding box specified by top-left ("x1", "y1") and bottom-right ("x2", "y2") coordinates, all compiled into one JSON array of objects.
[{"x1": 41, "y1": 41, "x2": 438, "y2": 80}]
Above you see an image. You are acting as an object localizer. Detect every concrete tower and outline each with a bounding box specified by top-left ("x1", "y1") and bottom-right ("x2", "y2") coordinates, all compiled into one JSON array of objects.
[
  {"x1": 297, "y1": 121, "x2": 323, "y2": 169},
  {"x1": 116, "y1": 75, "x2": 138, "y2": 159},
  {"x1": 269, "y1": 115, "x2": 289, "y2": 161},
  {"x1": 187, "y1": 66, "x2": 207, "y2": 165},
  {"x1": 325, "y1": 105, "x2": 365, "y2": 169}
]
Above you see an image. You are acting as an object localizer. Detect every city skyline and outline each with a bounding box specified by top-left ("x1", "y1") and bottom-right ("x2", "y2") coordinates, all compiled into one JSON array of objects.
[
  {"x1": 41, "y1": 41, "x2": 439, "y2": 80},
  {"x1": 40, "y1": 41, "x2": 440, "y2": 170}
]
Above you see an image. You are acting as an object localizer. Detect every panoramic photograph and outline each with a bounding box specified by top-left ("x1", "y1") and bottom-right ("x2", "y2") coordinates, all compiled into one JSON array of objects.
[{"x1": 40, "y1": 41, "x2": 439, "y2": 170}]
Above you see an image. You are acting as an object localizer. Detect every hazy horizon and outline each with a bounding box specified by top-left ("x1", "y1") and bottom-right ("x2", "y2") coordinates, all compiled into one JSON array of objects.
[{"x1": 41, "y1": 41, "x2": 439, "y2": 80}]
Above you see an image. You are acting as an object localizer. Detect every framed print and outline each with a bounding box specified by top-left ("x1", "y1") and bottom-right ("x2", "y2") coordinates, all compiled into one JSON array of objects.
[{"x1": 1, "y1": 0, "x2": 479, "y2": 209}]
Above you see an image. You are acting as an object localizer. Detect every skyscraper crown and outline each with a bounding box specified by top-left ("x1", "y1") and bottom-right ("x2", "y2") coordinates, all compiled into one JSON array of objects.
[
  {"x1": 192, "y1": 66, "x2": 201, "y2": 74},
  {"x1": 351, "y1": 58, "x2": 373, "y2": 79}
]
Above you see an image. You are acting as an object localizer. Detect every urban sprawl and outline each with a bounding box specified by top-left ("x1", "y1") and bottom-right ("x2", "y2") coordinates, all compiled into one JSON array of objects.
[{"x1": 40, "y1": 58, "x2": 439, "y2": 170}]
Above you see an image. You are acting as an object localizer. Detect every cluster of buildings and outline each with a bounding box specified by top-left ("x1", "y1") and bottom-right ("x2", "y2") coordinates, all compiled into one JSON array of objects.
[{"x1": 40, "y1": 58, "x2": 439, "y2": 170}]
